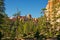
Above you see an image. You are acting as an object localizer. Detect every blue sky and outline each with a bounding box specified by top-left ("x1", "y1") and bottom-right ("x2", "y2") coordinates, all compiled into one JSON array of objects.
[{"x1": 5, "y1": 0, "x2": 48, "y2": 18}]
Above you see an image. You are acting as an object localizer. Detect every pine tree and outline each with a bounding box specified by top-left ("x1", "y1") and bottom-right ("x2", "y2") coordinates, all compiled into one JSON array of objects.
[
  {"x1": 0, "y1": 0, "x2": 8, "y2": 17},
  {"x1": 0, "y1": 0, "x2": 5, "y2": 29},
  {"x1": 0, "y1": 0, "x2": 5, "y2": 14}
]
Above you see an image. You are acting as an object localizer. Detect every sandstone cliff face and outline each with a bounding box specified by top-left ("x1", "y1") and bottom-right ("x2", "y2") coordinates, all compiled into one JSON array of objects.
[
  {"x1": 45, "y1": 0, "x2": 60, "y2": 30},
  {"x1": 45, "y1": 0, "x2": 60, "y2": 23}
]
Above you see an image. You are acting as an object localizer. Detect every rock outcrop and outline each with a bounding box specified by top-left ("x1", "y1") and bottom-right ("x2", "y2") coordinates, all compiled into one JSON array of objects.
[
  {"x1": 45, "y1": 0, "x2": 60, "y2": 23},
  {"x1": 45, "y1": 0, "x2": 60, "y2": 30}
]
